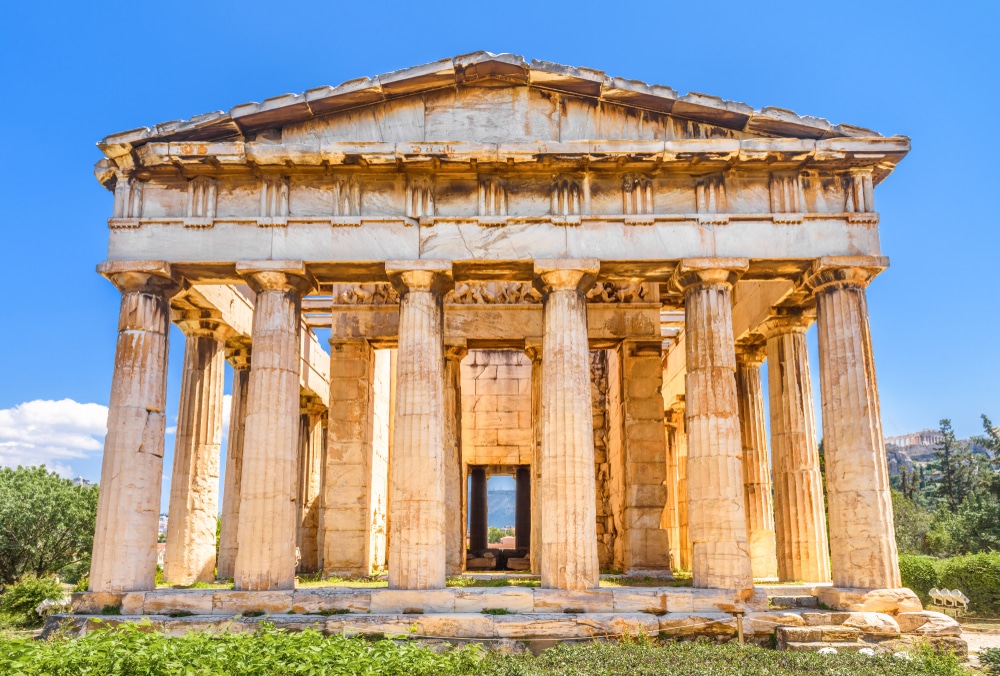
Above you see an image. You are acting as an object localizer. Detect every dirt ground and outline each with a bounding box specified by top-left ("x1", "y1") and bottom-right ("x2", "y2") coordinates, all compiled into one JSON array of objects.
[{"x1": 963, "y1": 629, "x2": 1000, "y2": 669}]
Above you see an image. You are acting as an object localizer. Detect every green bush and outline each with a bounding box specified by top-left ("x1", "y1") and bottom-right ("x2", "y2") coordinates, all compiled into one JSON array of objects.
[
  {"x1": 938, "y1": 551, "x2": 1000, "y2": 616},
  {"x1": 898, "y1": 554, "x2": 939, "y2": 603},
  {"x1": 0, "y1": 626, "x2": 968, "y2": 676},
  {"x1": 0, "y1": 575, "x2": 66, "y2": 628},
  {"x1": 982, "y1": 647, "x2": 1000, "y2": 675}
]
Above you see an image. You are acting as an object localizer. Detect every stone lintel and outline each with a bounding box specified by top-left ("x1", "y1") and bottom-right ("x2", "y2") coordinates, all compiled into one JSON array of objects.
[{"x1": 444, "y1": 336, "x2": 468, "y2": 361}]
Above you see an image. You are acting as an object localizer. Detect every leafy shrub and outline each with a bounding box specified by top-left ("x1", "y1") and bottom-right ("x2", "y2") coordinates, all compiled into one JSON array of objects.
[
  {"x1": 982, "y1": 647, "x2": 1000, "y2": 675},
  {"x1": 937, "y1": 551, "x2": 1000, "y2": 616},
  {"x1": 898, "y1": 554, "x2": 939, "y2": 602},
  {"x1": 0, "y1": 575, "x2": 66, "y2": 628}
]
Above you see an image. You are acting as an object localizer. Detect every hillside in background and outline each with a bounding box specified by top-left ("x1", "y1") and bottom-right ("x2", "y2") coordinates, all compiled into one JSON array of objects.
[{"x1": 487, "y1": 489, "x2": 516, "y2": 528}]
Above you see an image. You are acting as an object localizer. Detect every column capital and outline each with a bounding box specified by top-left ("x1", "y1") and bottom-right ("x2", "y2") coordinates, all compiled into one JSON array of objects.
[
  {"x1": 532, "y1": 259, "x2": 599, "y2": 294},
  {"x1": 235, "y1": 260, "x2": 314, "y2": 295},
  {"x1": 385, "y1": 260, "x2": 454, "y2": 296},
  {"x1": 299, "y1": 392, "x2": 327, "y2": 417},
  {"x1": 803, "y1": 256, "x2": 888, "y2": 295},
  {"x1": 98, "y1": 260, "x2": 184, "y2": 297},
  {"x1": 524, "y1": 337, "x2": 543, "y2": 363},
  {"x1": 444, "y1": 337, "x2": 468, "y2": 362},
  {"x1": 734, "y1": 341, "x2": 767, "y2": 366},
  {"x1": 669, "y1": 258, "x2": 748, "y2": 294},
  {"x1": 761, "y1": 309, "x2": 815, "y2": 339}
]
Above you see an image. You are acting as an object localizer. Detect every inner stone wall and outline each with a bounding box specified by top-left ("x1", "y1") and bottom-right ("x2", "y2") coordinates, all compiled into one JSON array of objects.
[{"x1": 460, "y1": 350, "x2": 532, "y2": 467}]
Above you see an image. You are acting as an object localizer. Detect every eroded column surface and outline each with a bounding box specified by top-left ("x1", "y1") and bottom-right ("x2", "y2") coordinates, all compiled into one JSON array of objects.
[
  {"x1": 764, "y1": 315, "x2": 831, "y2": 583},
  {"x1": 386, "y1": 261, "x2": 452, "y2": 590},
  {"x1": 536, "y1": 259, "x2": 600, "y2": 590},
  {"x1": 323, "y1": 339, "x2": 376, "y2": 576},
  {"x1": 674, "y1": 259, "x2": 753, "y2": 593},
  {"x1": 620, "y1": 339, "x2": 671, "y2": 573},
  {"x1": 217, "y1": 343, "x2": 250, "y2": 580},
  {"x1": 444, "y1": 341, "x2": 468, "y2": 575},
  {"x1": 163, "y1": 316, "x2": 228, "y2": 585},
  {"x1": 734, "y1": 344, "x2": 779, "y2": 580},
  {"x1": 297, "y1": 396, "x2": 326, "y2": 574},
  {"x1": 809, "y1": 261, "x2": 900, "y2": 589},
  {"x1": 90, "y1": 262, "x2": 178, "y2": 592},
  {"x1": 673, "y1": 405, "x2": 692, "y2": 572},
  {"x1": 661, "y1": 408, "x2": 682, "y2": 573},
  {"x1": 525, "y1": 341, "x2": 543, "y2": 575},
  {"x1": 233, "y1": 262, "x2": 313, "y2": 591}
]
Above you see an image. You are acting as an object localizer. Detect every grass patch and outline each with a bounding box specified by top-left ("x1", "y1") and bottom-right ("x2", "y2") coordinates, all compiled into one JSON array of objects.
[
  {"x1": 296, "y1": 575, "x2": 388, "y2": 589},
  {"x1": 0, "y1": 626, "x2": 968, "y2": 675},
  {"x1": 480, "y1": 608, "x2": 513, "y2": 615},
  {"x1": 446, "y1": 577, "x2": 541, "y2": 588},
  {"x1": 318, "y1": 609, "x2": 352, "y2": 616},
  {"x1": 100, "y1": 605, "x2": 121, "y2": 616},
  {"x1": 599, "y1": 576, "x2": 691, "y2": 588}
]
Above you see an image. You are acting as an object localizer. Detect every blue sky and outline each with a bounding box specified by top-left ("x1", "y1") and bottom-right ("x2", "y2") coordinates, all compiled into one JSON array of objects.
[{"x1": 0, "y1": 1, "x2": 997, "y2": 501}]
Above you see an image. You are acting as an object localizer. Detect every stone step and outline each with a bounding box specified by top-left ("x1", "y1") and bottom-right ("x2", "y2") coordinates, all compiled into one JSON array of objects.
[
  {"x1": 769, "y1": 595, "x2": 818, "y2": 609},
  {"x1": 776, "y1": 625, "x2": 862, "y2": 649},
  {"x1": 783, "y1": 641, "x2": 870, "y2": 653}
]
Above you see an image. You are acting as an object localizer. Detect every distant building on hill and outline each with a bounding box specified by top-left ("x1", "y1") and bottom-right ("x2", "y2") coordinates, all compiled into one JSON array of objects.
[{"x1": 886, "y1": 429, "x2": 944, "y2": 449}]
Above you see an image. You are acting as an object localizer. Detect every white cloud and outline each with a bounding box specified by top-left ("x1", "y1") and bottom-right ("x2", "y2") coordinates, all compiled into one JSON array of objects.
[
  {"x1": 0, "y1": 399, "x2": 108, "y2": 476},
  {"x1": 222, "y1": 394, "x2": 232, "y2": 431}
]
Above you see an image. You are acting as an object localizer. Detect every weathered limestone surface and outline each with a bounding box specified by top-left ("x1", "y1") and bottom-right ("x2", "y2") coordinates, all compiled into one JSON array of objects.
[
  {"x1": 619, "y1": 339, "x2": 671, "y2": 573},
  {"x1": 297, "y1": 398, "x2": 325, "y2": 573},
  {"x1": 460, "y1": 350, "x2": 532, "y2": 466},
  {"x1": 660, "y1": 409, "x2": 684, "y2": 573},
  {"x1": 233, "y1": 261, "x2": 313, "y2": 591},
  {"x1": 734, "y1": 345, "x2": 779, "y2": 580},
  {"x1": 673, "y1": 259, "x2": 753, "y2": 593},
  {"x1": 536, "y1": 260, "x2": 600, "y2": 590},
  {"x1": 163, "y1": 319, "x2": 228, "y2": 585},
  {"x1": 443, "y1": 341, "x2": 467, "y2": 575},
  {"x1": 90, "y1": 262, "x2": 178, "y2": 592},
  {"x1": 525, "y1": 340, "x2": 543, "y2": 576},
  {"x1": 386, "y1": 261, "x2": 452, "y2": 589},
  {"x1": 764, "y1": 314, "x2": 831, "y2": 583},
  {"x1": 809, "y1": 259, "x2": 901, "y2": 590},
  {"x1": 217, "y1": 345, "x2": 250, "y2": 580}
]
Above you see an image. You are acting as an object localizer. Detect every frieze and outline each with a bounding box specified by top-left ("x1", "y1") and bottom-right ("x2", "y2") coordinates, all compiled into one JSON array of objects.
[
  {"x1": 331, "y1": 283, "x2": 399, "y2": 306},
  {"x1": 447, "y1": 281, "x2": 541, "y2": 305},
  {"x1": 586, "y1": 282, "x2": 648, "y2": 303}
]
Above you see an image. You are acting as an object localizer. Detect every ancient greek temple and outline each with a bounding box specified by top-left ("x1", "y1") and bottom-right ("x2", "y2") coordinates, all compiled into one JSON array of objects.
[{"x1": 76, "y1": 54, "x2": 939, "y2": 643}]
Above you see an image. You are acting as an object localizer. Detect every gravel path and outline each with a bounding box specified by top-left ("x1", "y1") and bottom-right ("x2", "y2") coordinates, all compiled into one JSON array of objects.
[{"x1": 963, "y1": 629, "x2": 1000, "y2": 669}]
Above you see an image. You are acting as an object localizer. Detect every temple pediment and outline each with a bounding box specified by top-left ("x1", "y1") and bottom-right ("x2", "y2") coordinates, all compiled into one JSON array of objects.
[{"x1": 97, "y1": 52, "x2": 895, "y2": 166}]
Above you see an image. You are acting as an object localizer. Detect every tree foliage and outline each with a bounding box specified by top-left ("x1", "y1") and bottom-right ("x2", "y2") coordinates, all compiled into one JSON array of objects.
[
  {"x1": 0, "y1": 466, "x2": 99, "y2": 585},
  {"x1": 928, "y1": 419, "x2": 979, "y2": 512}
]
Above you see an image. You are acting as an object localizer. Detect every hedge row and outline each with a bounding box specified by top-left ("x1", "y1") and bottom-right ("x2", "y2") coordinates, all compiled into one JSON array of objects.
[{"x1": 899, "y1": 551, "x2": 1000, "y2": 615}]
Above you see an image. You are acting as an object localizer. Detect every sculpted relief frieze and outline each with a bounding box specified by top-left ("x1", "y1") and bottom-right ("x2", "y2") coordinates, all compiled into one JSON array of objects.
[
  {"x1": 331, "y1": 283, "x2": 399, "y2": 306},
  {"x1": 586, "y1": 282, "x2": 649, "y2": 304},
  {"x1": 447, "y1": 281, "x2": 541, "y2": 305}
]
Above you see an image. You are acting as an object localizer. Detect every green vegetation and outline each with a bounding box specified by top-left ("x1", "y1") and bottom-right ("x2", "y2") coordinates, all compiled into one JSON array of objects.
[
  {"x1": 0, "y1": 575, "x2": 66, "y2": 629},
  {"x1": 898, "y1": 551, "x2": 1000, "y2": 616},
  {"x1": 0, "y1": 626, "x2": 968, "y2": 676},
  {"x1": 0, "y1": 465, "x2": 99, "y2": 585},
  {"x1": 488, "y1": 526, "x2": 514, "y2": 544},
  {"x1": 982, "y1": 647, "x2": 1000, "y2": 675}
]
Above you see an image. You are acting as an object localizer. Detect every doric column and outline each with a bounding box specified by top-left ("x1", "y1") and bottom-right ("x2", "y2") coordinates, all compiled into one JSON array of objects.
[
  {"x1": 734, "y1": 343, "x2": 779, "y2": 580},
  {"x1": 469, "y1": 466, "x2": 488, "y2": 552},
  {"x1": 763, "y1": 313, "x2": 831, "y2": 583},
  {"x1": 217, "y1": 342, "x2": 250, "y2": 580},
  {"x1": 515, "y1": 466, "x2": 531, "y2": 550},
  {"x1": 620, "y1": 339, "x2": 672, "y2": 573},
  {"x1": 233, "y1": 261, "x2": 313, "y2": 591},
  {"x1": 323, "y1": 339, "x2": 376, "y2": 576},
  {"x1": 672, "y1": 259, "x2": 753, "y2": 593},
  {"x1": 661, "y1": 408, "x2": 681, "y2": 572},
  {"x1": 90, "y1": 261, "x2": 179, "y2": 592},
  {"x1": 297, "y1": 395, "x2": 325, "y2": 574},
  {"x1": 385, "y1": 260, "x2": 453, "y2": 589},
  {"x1": 535, "y1": 259, "x2": 600, "y2": 590},
  {"x1": 807, "y1": 258, "x2": 900, "y2": 589},
  {"x1": 671, "y1": 403, "x2": 693, "y2": 572},
  {"x1": 524, "y1": 339, "x2": 543, "y2": 575},
  {"x1": 444, "y1": 340, "x2": 468, "y2": 575},
  {"x1": 163, "y1": 312, "x2": 229, "y2": 585}
]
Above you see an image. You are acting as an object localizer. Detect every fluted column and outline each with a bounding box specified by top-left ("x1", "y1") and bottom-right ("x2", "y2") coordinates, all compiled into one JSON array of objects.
[
  {"x1": 386, "y1": 261, "x2": 453, "y2": 589},
  {"x1": 764, "y1": 314, "x2": 831, "y2": 583},
  {"x1": 672, "y1": 259, "x2": 753, "y2": 593},
  {"x1": 90, "y1": 261, "x2": 179, "y2": 592},
  {"x1": 673, "y1": 404, "x2": 692, "y2": 572},
  {"x1": 808, "y1": 258, "x2": 900, "y2": 589},
  {"x1": 524, "y1": 339, "x2": 543, "y2": 575},
  {"x1": 217, "y1": 343, "x2": 250, "y2": 580},
  {"x1": 233, "y1": 261, "x2": 313, "y2": 591},
  {"x1": 734, "y1": 344, "x2": 779, "y2": 580},
  {"x1": 444, "y1": 340, "x2": 468, "y2": 575},
  {"x1": 469, "y1": 466, "x2": 488, "y2": 552},
  {"x1": 535, "y1": 259, "x2": 600, "y2": 590},
  {"x1": 163, "y1": 314, "x2": 229, "y2": 585},
  {"x1": 661, "y1": 408, "x2": 681, "y2": 572},
  {"x1": 297, "y1": 395, "x2": 325, "y2": 574}
]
